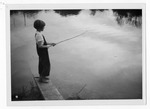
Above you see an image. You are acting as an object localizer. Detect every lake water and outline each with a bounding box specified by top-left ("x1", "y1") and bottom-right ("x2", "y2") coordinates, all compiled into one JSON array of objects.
[{"x1": 11, "y1": 10, "x2": 142, "y2": 99}]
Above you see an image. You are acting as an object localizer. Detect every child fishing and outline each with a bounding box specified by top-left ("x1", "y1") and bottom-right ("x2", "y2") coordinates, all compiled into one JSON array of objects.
[{"x1": 33, "y1": 19, "x2": 56, "y2": 83}]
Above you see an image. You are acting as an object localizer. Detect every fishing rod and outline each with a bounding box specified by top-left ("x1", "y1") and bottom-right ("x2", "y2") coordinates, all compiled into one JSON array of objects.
[{"x1": 55, "y1": 31, "x2": 87, "y2": 45}]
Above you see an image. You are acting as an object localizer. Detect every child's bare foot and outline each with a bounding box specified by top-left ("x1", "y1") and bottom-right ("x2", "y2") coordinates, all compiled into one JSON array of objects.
[
  {"x1": 43, "y1": 77, "x2": 49, "y2": 80},
  {"x1": 39, "y1": 77, "x2": 48, "y2": 83}
]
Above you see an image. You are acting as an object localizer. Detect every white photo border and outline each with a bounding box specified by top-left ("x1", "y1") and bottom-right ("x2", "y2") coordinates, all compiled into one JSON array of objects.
[{"x1": 6, "y1": 3, "x2": 146, "y2": 106}]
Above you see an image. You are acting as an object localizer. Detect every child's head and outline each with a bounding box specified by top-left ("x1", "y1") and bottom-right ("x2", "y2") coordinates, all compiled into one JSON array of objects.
[{"x1": 34, "y1": 20, "x2": 45, "y2": 32}]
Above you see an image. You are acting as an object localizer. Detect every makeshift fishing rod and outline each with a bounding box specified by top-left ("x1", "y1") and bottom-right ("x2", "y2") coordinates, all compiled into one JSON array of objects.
[{"x1": 56, "y1": 31, "x2": 87, "y2": 45}]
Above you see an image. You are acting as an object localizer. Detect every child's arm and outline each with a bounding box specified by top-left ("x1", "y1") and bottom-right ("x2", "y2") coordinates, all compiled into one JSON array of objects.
[
  {"x1": 37, "y1": 41, "x2": 52, "y2": 48},
  {"x1": 47, "y1": 42, "x2": 56, "y2": 46}
]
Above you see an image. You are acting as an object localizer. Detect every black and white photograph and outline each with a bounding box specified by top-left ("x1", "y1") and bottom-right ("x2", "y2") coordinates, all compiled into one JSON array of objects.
[{"x1": 7, "y1": 3, "x2": 145, "y2": 105}]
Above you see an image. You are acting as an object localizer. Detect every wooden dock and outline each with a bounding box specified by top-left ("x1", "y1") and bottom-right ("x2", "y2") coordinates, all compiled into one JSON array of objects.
[{"x1": 34, "y1": 77, "x2": 64, "y2": 100}]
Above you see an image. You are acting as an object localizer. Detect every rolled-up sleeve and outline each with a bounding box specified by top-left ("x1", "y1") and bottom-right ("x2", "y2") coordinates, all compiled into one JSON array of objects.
[
  {"x1": 36, "y1": 33, "x2": 43, "y2": 42},
  {"x1": 35, "y1": 33, "x2": 44, "y2": 46}
]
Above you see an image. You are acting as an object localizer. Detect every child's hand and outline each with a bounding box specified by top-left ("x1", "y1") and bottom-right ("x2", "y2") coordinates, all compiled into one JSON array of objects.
[{"x1": 51, "y1": 43, "x2": 56, "y2": 46}]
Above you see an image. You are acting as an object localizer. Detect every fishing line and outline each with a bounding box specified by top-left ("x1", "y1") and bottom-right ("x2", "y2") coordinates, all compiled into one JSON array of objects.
[{"x1": 55, "y1": 31, "x2": 87, "y2": 45}]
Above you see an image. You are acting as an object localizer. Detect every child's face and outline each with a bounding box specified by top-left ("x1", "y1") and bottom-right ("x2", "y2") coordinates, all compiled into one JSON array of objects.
[
  {"x1": 38, "y1": 26, "x2": 45, "y2": 32},
  {"x1": 42, "y1": 26, "x2": 45, "y2": 31},
  {"x1": 40, "y1": 26, "x2": 44, "y2": 31}
]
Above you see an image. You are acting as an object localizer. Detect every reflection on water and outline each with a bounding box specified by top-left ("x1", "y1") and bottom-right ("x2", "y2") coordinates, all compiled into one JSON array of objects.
[{"x1": 11, "y1": 10, "x2": 142, "y2": 99}]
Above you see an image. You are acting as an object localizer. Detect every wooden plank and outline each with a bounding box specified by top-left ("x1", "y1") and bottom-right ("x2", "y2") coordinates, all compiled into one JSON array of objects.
[{"x1": 34, "y1": 77, "x2": 64, "y2": 100}]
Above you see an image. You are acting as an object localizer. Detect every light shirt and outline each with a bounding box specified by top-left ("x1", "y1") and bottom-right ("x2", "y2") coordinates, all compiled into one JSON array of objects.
[{"x1": 35, "y1": 31, "x2": 44, "y2": 45}]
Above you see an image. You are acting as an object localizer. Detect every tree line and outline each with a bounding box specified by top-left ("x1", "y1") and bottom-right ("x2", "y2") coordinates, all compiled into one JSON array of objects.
[{"x1": 10, "y1": 9, "x2": 142, "y2": 27}]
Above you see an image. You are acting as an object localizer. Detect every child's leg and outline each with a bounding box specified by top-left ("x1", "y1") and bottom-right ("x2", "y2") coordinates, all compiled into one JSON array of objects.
[
  {"x1": 38, "y1": 57, "x2": 43, "y2": 77},
  {"x1": 42, "y1": 56, "x2": 50, "y2": 77},
  {"x1": 43, "y1": 76, "x2": 49, "y2": 80}
]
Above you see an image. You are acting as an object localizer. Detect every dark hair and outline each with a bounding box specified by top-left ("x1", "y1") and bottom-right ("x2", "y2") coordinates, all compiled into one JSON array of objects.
[{"x1": 33, "y1": 20, "x2": 46, "y2": 30}]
